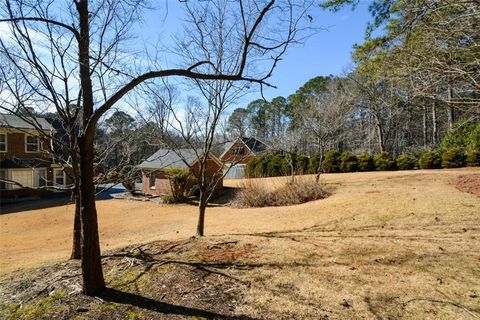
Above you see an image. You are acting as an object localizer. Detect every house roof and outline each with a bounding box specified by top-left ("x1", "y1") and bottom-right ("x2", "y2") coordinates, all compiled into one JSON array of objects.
[
  {"x1": 219, "y1": 137, "x2": 270, "y2": 159},
  {"x1": 0, "y1": 113, "x2": 51, "y2": 131},
  {"x1": 137, "y1": 149, "x2": 223, "y2": 170},
  {"x1": 240, "y1": 137, "x2": 269, "y2": 154}
]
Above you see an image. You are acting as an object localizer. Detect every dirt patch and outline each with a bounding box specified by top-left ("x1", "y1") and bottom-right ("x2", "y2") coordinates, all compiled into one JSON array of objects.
[
  {"x1": 455, "y1": 174, "x2": 480, "y2": 196},
  {"x1": 0, "y1": 238, "x2": 255, "y2": 319},
  {"x1": 196, "y1": 241, "x2": 257, "y2": 263}
]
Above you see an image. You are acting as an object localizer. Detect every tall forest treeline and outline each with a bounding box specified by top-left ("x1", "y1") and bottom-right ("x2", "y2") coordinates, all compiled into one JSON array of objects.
[{"x1": 226, "y1": 0, "x2": 479, "y2": 158}]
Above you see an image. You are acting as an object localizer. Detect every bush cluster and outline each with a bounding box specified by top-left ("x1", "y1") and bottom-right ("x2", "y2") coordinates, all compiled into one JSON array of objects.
[
  {"x1": 233, "y1": 179, "x2": 330, "y2": 208},
  {"x1": 418, "y1": 151, "x2": 442, "y2": 169},
  {"x1": 244, "y1": 146, "x2": 479, "y2": 178},
  {"x1": 245, "y1": 153, "x2": 316, "y2": 178},
  {"x1": 439, "y1": 121, "x2": 480, "y2": 153},
  {"x1": 357, "y1": 153, "x2": 375, "y2": 171},
  {"x1": 374, "y1": 152, "x2": 396, "y2": 171},
  {"x1": 340, "y1": 152, "x2": 358, "y2": 172},
  {"x1": 441, "y1": 147, "x2": 466, "y2": 168},
  {"x1": 466, "y1": 150, "x2": 480, "y2": 167},
  {"x1": 321, "y1": 151, "x2": 341, "y2": 173},
  {"x1": 396, "y1": 154, "x2": 416, "y2": 170}
]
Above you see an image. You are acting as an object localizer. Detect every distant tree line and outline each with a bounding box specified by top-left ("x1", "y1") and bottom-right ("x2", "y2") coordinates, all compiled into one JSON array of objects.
[
  {"x1": 227, "y1": 0, "x2": 479, "y2": 160},
  {"x1": 245, "y1": 121, "x2": 480, "y2": 178}
]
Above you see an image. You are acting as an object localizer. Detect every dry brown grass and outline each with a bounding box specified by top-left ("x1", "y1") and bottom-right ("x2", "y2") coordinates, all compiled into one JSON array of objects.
[
  {"x1": 0, "y1": 168, "x2": 479, "y2": 319},
  {"x1": 232, "y1": 176, "x2": 330, "y2": 208}
]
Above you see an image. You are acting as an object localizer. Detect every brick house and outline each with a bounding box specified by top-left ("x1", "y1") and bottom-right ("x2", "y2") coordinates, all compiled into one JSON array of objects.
[
  {"x1": 137, "y1": 149, "x2": 224, "y2": 196},
  {"x1": 220, "y1": 137, "x2": 270, "y2": 179},
  {"x1": 0, "y1": 114, "x2": 72, "y2": 199}
]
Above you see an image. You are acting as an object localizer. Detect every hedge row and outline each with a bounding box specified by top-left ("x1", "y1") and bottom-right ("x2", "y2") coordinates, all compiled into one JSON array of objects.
[{"x1": 244, "y1": 148, "x2": 480, "y2": 178}]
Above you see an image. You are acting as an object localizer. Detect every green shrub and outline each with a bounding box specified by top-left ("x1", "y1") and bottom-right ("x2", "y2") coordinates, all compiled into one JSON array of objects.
[
  {"x1": 267, "y1": 155, "x2": 285, "y2": 177},
  {"x1": 279, "y1": 153, "x2": 294, "y2": 176},
  {"x1": 439, "y1": 121, "x2": 480, "y2": 152},
  {"x1": 257, "y1": 155, "x2": 271, "y2": 177},
  {"x1": 321, "y1": 151, "x2": 341, "y2": 173},
  {"x1": 295, "y1": 153, "x2": 309, "y2": 175},
  {"x1": 396, "y1": 154, "x2": 416, "y2": 170},
  {"x1": 340, "y1": 152, "x2": 358, "y2": 172},
  {"x1": 441, "y1": 147, "x2": 466, "y2": 168},
  {"x1": 357, "y1": 153, "x2": 375, "y2": 171},
  {"x1": 245, "y1": 157, "x2": 260, "y2": 178},
  {"x1": 308, "y1": 153, "x2": 321, "y2": 174},
  {"x1": 164, "y1": 167, "x2": 191, "y2": 202},
  {"x1": 374, "y1": 152, "x2": 396, "y2": 171},
  {"x1": 466, "y1": 150, "x2": 480, "y2": 167},
  {"x1": 419, "y1": 151, "x2": 442, "y2": 169}
]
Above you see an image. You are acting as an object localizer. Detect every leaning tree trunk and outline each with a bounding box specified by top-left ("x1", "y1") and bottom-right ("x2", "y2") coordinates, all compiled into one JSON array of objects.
[{"x1": 79, "y1": 138, "x2": 105, "y2": 295}]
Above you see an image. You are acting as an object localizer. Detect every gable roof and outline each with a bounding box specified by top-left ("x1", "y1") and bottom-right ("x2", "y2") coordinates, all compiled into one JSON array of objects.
[
  {"x1": 220, "y1": 137, "x2": 270, "y2": 159},
  {"x1": 137, "y1": 148, "x2": 223, "y2": 170},
  {"x1": 240, "y1": 137, "x2": 269, "y2": 154},
  {"x1": 0, "y1": 113, "x2": 51, "y2": 131}
]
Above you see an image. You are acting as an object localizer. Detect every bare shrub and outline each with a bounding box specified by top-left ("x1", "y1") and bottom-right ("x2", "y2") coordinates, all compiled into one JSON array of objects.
[
  {"x1": 232, "y1": 180, "x2": 271, "y2": 208},
  {"x1": 233, "y1": 178, "x2": 329, "y2": 208}
]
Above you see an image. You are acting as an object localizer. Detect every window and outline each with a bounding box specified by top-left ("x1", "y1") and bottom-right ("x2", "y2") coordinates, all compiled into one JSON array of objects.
[
  {"x1": 0, "y1": 170, "x2": 6, "y2": 190},
  {"x1": 26, "y1": 135, "x2": 39, "y2": 152},
  {"x1": 0, "y1": 133, "x2": 6, "y2": 152},
  {"x1": 54, "y1": 168, "x2": 65, "y2": 186},
  {"x1": 233, "y1": 147, "x2": 245, "y2": 156},
  {"x1": 149, "y1": 172, "x2": 156, "y2": 189}
]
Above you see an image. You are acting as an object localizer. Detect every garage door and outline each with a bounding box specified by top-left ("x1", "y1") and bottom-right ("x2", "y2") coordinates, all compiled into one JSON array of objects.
[
  {"x1": 224, "y1": 164, "x2": 245, "y2": 179},
  {"x1": 11, "y1": 169, "x2": 33, "y2": 189}
]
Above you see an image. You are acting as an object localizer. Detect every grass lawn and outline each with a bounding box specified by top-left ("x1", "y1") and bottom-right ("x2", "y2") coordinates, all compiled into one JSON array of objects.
[{"x1": 0, "y1": 168, "x2": 479, "y2": 319}]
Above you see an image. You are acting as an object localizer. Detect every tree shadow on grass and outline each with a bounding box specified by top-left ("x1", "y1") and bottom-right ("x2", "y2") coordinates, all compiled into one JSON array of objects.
[{"x1": 100, "y1": 287, "x2": 260, "y2": 320}]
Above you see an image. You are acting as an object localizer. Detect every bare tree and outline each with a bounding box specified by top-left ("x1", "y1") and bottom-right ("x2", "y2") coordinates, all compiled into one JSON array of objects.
[
  {"x1": 301, "y1": 79, "x2": 354, "y2": 183},
  {"x1": 0, "y1": 0, "x2": 313, "y2": 295}
]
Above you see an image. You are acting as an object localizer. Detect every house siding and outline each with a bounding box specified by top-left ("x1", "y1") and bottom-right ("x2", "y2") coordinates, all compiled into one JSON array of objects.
[
  {"x1": 0, "y1": 131, "x2": 50, "y2": 162},
  {"x1": 220, "y1": 141, "x2": 254, "y2": 165},
  {"x1": 0, "y1": 128, "x2": 73, "y2": 199},
  {"x1": 141, "y1": 157, "x2": 223, "y2": 196}
]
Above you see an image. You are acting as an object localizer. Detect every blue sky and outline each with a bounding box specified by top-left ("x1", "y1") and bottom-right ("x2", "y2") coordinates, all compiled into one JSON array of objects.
[
  {"x1": 139, "y1": 1, "x2": 372, "y2": 105},
  {"x1": 254, "y1": 3, "x2": 372, "y2": 100}
]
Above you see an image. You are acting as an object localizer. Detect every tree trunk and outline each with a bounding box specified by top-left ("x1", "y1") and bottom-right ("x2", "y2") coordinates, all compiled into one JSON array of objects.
[
  {"x1": 315, "y1": 147, "x2": 324, "y2": 184},
  {"x1": 447, "y1": 106, "x2": 454, "y2": 129},
  {"x1": 79, "y1": 139, "x2": 105, "y2": 295},
  {"x1": 70, "y1": 190, "x2": 81, "y2": 259},
  {"x1": 422, "y1": 105, "x2": 427, "y2": 148},
  {"x1": 376, "y1": 123, "x2": 385, "y2": 153},
  {"x1": 447, "y1": 81, "x2": 454, "y2": 129},
  {"x1": 431, "y1": 99, "x2": 437, "y2": 144},
  {"x1": 75, "y1": 0, "x2": 105, "y2": 296},
  {"x1": 196, "y1": 190, "x2": 207, "y2": 237},
  {"x1": 290, "y1": 160, "x2": 295, "y2": 183}
]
